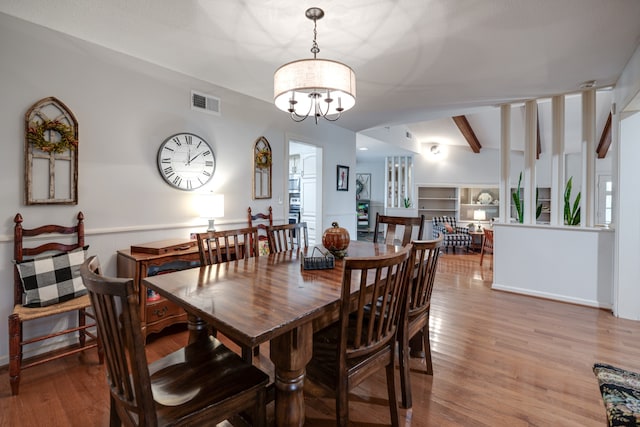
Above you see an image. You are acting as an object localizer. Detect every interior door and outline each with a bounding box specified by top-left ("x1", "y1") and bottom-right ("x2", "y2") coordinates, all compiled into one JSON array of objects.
[{"x1": 300, "y1": 151, "x2": 317, "y2": 245}]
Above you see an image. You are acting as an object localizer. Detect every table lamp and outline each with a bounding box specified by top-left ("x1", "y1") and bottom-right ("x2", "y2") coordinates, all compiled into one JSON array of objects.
[
  {"x1": 200, "y1": 193, "x2": 224, "y2": 231},
  {"x1": 474, "y1": 209, "x2": 486, "y2": 231}
]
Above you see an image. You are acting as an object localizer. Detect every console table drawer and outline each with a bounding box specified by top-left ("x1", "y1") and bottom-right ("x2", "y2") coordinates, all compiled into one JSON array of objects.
[{"x1": 146, "y1": 299, "x2": 185, "y2": 324}]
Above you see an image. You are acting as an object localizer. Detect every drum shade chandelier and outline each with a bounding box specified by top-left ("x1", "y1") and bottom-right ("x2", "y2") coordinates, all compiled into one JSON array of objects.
[{"x1": 274, "y1": 7, "x2": 356, "y2": 124}]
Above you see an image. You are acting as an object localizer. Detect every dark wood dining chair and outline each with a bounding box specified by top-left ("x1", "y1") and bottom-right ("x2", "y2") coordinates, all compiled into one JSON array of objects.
[
  {"x1": 306, "y1": 245, "x2": 413, "y2": 427},
  {"x1": 480, "y1": 228, "x2": 494, "y2": 269},
  {"x1": 247, "y1": 206, "x2": 272, "y2": 254},
  {"x1": 267, "y1": 222, "x2": 308, "y2": 253},
  {"x1": 80, "y1": 256, "x2": 269, "y2": 427},
  {"x1": 195, "y1": 227, "x2": 259, "y2": 266},
  {"x1": 398, "y1": 235, "x2": 443, "y2": 409},
  {"x1": 195, "y1": 227, "x2": 259, "y2": 362},
  {"x1": 9, "y1": 212, "x2": 103, "y2": 395},
  {"x1": 373, "y1": 213, "x2": 425, "y2": 246}
]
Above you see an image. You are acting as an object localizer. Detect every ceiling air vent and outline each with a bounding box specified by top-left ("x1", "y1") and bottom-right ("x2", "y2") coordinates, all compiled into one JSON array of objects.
[{"x1": 191, "y1": 90, "x2": 221, "y2": 115}]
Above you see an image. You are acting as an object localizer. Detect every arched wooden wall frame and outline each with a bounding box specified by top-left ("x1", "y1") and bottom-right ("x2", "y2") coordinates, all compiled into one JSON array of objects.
[
  {"x1": 252, "y1": 136, "x2": 272, "y2": 200},
  {"x1": 24, "y1": 97, "x2": 78, "y2": 205}
]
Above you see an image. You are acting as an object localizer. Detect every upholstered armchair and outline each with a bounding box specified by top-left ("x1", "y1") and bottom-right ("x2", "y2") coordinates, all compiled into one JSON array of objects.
[{"x1": 431, "y1": 216, "x2": 472, "y2": 252}]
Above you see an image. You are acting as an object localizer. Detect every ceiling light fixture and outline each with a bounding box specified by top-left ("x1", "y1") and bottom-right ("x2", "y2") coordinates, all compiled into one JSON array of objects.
[
  {"x1": 274, "y1": 7, "x2": 356, "y2": 124},
  {"x1": 579, "y1": 80, "x2": 596, "y2": 89}
]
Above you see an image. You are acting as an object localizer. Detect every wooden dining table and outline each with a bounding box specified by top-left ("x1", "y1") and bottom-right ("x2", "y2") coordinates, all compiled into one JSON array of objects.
[{"x1": 142, "y1": 240, "x2": 401, "y2": 427}]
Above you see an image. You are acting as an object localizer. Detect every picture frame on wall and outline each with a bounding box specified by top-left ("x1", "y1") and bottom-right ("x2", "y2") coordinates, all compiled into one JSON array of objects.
[
  {"x1": 355, "y1": 173, "x2": 371, "y2": 200},
  {"x1": 336, "y1": 165, "x2": 349, "y2": 191}
]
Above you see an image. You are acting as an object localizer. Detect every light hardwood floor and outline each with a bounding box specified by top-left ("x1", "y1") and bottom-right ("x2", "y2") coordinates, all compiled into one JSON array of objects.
[{"x1": 1, "y1": 251, "x2": 639, "y2": 426}]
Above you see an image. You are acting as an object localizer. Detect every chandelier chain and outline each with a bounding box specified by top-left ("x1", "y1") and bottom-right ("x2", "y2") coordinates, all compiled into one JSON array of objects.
[{"x1": 310, "y1": 17, "x2": 319, "y2": 58}]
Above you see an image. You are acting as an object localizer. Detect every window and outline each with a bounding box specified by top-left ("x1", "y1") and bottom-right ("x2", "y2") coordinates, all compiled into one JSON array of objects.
[{"x1": 597, "y1": 175, "x2": 613, "y2": 225}]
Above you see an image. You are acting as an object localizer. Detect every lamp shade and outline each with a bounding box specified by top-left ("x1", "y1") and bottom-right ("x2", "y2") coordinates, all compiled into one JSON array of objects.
[
  {"x1": 274, "y1": 58, "x2": 356, "y2": 116},
  {"x1": 199, "y1": 193, "x2": 224, "y2": 219},
  {"x1": 473, "y1": 209, "x2": 487, "y2": 221}
]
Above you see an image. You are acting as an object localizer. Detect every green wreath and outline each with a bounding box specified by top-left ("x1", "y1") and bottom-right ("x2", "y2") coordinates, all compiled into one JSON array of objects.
[
  {"x1": 255, "y1": 149, "x2": 272, "y2": 169},
  {"x1": 27, "y1": 120, "x2": 77, "y2": 153}
]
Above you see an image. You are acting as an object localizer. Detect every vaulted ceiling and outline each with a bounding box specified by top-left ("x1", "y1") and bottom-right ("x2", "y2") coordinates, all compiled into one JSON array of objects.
[{"x1": 2, "y1": 0, "x2": 639, "y2": 157}]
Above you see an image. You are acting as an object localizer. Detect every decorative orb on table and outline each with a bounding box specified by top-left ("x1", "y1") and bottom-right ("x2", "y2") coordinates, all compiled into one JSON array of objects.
[{"x1": 322, "y1": 221, "x2": 350, "y2": 258}]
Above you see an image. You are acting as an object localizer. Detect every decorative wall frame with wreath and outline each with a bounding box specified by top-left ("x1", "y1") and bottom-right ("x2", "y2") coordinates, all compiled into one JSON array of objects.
[
  {"x1": 24, "y1": 97, "x2": 78, "y2": 205},
  {"x1": 252, "y1": 136, "x2": 272, "y2": 199}
]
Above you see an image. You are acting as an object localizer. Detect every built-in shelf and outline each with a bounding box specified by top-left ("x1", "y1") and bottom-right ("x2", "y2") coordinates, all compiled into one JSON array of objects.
[
  {"x1": 459, "y1": 187, "x2": 499, "y2": 224},
  {"x1": 417, "y1": 186, "x2": 459, "y2": 219}
]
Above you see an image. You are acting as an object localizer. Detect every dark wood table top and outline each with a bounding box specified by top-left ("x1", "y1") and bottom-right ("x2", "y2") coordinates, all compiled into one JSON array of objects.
[{"x1": 143, "y1": 240, "x2": 401, "y2": 348}]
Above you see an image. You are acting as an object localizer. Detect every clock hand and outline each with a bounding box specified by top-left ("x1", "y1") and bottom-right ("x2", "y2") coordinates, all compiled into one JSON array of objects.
[{"x1": 188, "y1": 152, "x2": 203, "y2": 163}]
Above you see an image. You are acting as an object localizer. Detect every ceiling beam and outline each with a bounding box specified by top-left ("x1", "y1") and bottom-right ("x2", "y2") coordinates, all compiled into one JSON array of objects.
[
  {"x1": 452, "y1": 116, "x2": 482, "y2": 153},
  {"x1": 596, "y1": 112, "x2": 612, "y2": 159}
]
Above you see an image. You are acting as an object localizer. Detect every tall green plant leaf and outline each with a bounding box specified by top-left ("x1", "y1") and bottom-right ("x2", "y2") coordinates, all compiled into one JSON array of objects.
[
  {"x1": 512, "y1": 172, "x2": 543, "y2": 223},
  {"x1": 564, "y1": 176, "x2": 581, "y2": 225},
  {"x1": 512, "y1": 172, "x2": 523, "y2": 223}
]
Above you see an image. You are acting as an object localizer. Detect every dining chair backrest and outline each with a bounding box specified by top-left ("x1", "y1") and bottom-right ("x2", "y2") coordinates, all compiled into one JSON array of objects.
[
  {"x1": 80, "y1": 256, "x2": 157, "y2": 425},
  {"x1": 341, "y1": 245, "x2": 412, "y2": 362},
  {"x1": 267, "y1": 222, "x2": 309, "y2": 253},
  {"x1": 407, "y1": 235, "x2": 443, "y2": 319},
  {"x1": 373, "y1": 213, "x2": 425, "y2": 246},
  {"x1": 196, "y1": 227, "x2": 259, "y2": 265},
  {"x1": 247, "y1": 206, "x2": 272, "y2": 241}
]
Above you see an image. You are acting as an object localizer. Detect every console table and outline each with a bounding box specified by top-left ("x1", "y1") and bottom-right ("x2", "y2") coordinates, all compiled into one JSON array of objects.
[{"x1": 116, "y1": 239, "x2": 200, "y2": 340}]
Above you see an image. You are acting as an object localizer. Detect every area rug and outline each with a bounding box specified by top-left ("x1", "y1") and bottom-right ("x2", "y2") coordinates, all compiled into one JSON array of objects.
[{"x1": 593, "y1": 363, "x2": 640, "y2": 426}]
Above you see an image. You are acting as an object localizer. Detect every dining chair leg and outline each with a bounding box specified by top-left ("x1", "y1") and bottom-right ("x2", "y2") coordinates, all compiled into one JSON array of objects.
[
  {"x1": 337, "y1": 385, "x2": 349, "y2": 427},
  {"x1": 386, "y1": 359, "x2": 400, "y2": 427},
  {"x1": 423, "y1": 323, "x2": 433, "y2": 375},
  {"x1": 399, "y1": 330, "x2": 411, "y2": 409},
  {"x1": 109, "y1": 396, "x2": 120, "y2": 427}
]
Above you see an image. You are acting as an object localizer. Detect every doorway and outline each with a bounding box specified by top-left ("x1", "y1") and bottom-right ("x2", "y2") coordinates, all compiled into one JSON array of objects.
[{"x1": 289, "y1": 140, "x2": 322, "y2": 246}]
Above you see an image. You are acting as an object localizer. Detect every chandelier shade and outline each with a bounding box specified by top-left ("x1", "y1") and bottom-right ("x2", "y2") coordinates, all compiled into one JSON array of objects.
[
  {"x1": 273, "y1": 7, "x2": 356, "y2": 123},
  {"x1": 274, "y1": 59, "x2": 356, "y2": 117}
]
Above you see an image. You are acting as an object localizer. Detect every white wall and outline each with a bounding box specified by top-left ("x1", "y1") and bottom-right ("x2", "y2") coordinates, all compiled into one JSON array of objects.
[
  {"x1": 615, "y1": 112, "x2": 640, "y2": 319},
  {"x1": 0, "y1": 13, "x2": 357, "y2": 364},
  {"x1": 493, "y1": 224, "x2": 614, "y2": 308}
]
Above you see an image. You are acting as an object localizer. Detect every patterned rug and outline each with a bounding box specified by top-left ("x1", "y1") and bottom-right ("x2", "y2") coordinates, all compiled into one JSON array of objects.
[{"x1": 593, "y1": 363, "x2": 640, "y2": 426}]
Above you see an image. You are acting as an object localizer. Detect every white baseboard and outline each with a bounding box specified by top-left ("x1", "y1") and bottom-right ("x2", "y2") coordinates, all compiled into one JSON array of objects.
[{"x1": 491, "y1": 282, "x2": 613, "y2": 310}]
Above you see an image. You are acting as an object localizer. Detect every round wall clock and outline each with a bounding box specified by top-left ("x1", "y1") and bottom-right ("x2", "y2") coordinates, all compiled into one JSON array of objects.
[{"x1": 157, "y1": 132, "x2": 216, "y2": 191}]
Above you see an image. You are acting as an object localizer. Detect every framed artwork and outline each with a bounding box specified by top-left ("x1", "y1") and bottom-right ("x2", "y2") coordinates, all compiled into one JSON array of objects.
[
  {"x1": 252, "y1": 136, "x2": 272, "y2": 199},
  {"x1": 355, "y1": 173, "x2": 371, "y2": 200},
  {"x1": 24, "y1": 97, "x2": 78, "y2": 205},
  {"x1": 336, "y1": 165, "x2": 349, "y2": 191}
]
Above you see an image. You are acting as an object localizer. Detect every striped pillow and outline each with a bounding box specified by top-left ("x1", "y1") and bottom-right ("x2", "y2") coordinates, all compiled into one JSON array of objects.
[{"x1": 15, "y1": 246, "x2": 89, "y2": 308}]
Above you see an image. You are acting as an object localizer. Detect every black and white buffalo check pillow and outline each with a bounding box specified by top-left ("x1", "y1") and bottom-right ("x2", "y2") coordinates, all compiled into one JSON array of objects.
[{"x1": 15, "y1": 246, "x2": 89, "y2": 308}]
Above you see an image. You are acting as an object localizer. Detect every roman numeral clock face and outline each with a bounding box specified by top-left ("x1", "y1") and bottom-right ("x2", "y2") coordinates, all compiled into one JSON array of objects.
[{"x1": 157, "y1": 133, "x2": 216, "y2": 191}]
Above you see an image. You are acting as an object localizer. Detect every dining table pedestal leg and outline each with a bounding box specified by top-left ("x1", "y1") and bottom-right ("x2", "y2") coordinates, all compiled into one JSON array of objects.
[
  {"x1": 186, "y1": 314, "x2": 210, "y2": 345},
  {"x1": 270, "y1": 323, "x2": 313, "y2": 427}
]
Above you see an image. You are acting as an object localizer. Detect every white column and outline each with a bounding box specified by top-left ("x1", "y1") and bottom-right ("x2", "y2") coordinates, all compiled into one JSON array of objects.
[
  {"x1": 582, "y1": 88, "x2": 596, "y2": 227},
  {"x1": 524, "y1": 100, "x2": 537, "y2": 224},
  {"x1": 551, "y1": 95, "x2": 565, "y2": 226},
  {"x1": 499, "y1": 104, "x2": 511, "y2": 223}
]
